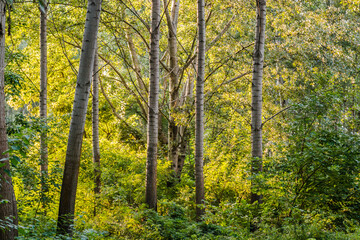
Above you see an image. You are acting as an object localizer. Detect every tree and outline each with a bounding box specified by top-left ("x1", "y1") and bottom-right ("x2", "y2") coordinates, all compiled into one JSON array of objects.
[
  {"x1": 57, "y1": 0, "x2": 102, "y2": 234},
  {"x1": 0, "y1": 1, "x2": 18, "y2": 239},
  {"x1": 92, "y1": 46, "x2": 101, "y2": 216},
  {"x1": 250, "y1": 0, "x2": 266, "y2": 205},
  {"x1": 195, "y1": 0, "x2": 205, "y2": 219},
  {"x1": 145, "y1": 0, "x2": 161, "y2": 211},
  {"x1": 39, "y1": 0, "x2": 48, "y2": 210},
  {"x1": 163, "y1": 0, "x2": 181, "y2": 179}
]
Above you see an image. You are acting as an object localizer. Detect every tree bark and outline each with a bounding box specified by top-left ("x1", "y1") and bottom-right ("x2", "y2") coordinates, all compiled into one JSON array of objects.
[
  {"x1": 92, "y1": 47, "x2": 101, "y2": 216},
  {"x1": 0, "y1": 2, "x2": 18, "y2": 239},
  {"x1": 250, "y1": 0, "x2": 266, "y2": 205},
  {"x1": 164, "y1": 0, "x2": 181, "y2": 179},
  {"x1": 195, "y1": 0, "x2": 205, "y2": 220},
  {"x1": 57, "y1": 0, "x2": 101, "y2": 235},
  {"x1": 39, "y1": 1, "x2": 49, "y2": 211},
  {"x1": 126, "y1": 29, "x2": 148, "y2": 112},
  {"x1": 145, "y1": 0, "x2": 161, "y2": 211}
]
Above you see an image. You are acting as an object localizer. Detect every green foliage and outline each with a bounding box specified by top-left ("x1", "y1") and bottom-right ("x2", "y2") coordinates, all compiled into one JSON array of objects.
[
  {"x1": 4, "y1": 71, "x2": 23, "y2": 99},
  {"x1": 267, "y1": 93, "x2": 360, "y2": 231},
  {"x1": 17, "y1": 215, "x2": 109, "y2": 240},
  {"x1": 101, "y1": 201, "x2": 248, "y2": 240},
  {"x1": 4, "y1": 0, "x2": 360, "y2": 239},
  {"x1": 5, "y1": 114, "x2": 41, "y2": 170},
  {"x1": 38, "y1": 0, "x2": 47, "y2": 14},
  {"x1": 4, "y1": 0, "x2": 13, "y2": 6}
]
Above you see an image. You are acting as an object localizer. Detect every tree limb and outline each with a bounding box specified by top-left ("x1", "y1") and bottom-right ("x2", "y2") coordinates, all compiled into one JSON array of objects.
[{"x1": 262, "y1": 106, "x2": 292, "y2": 127}]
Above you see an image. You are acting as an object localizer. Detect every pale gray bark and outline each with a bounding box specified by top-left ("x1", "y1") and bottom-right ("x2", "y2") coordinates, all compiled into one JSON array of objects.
[
  {"x1": 57, "y1": 0, "x2": 101, "y2": 234},
  {"x1": 164, "y1": 0, "x2": 181, "y2": 177},
  {"x1": 195, "y1": 0, "x2": 205, "y2": 219},
  {"x1": 0, "y1": 2, "x2": 18, "y2": 239},
  {"x1": 145, "y1": 0, "x2": 161, "y2": 210},
  {"x1": 126, "y1": 29, "x2": 148, "y2": 114},
  {"x1": 206, "y1": 15, "x2": 235, "y2": 52},
  {"x1": 250, "y1": 0, "x2": 266, "y2": 205},
  {"x1": 92, "y1": 47, "x2": 101, "y2": 216},
  {"x1": 39, "y1": 1, "x2": 49, "y2": 209}
]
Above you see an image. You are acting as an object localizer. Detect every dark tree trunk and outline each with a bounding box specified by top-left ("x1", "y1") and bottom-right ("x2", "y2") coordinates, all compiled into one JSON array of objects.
[
  {"x1": 57, "y1": 0, "x2": 101, "y2": 235},
  {"x1": 195, "y1": 0, "x2": 205, "y2": 220},
  {"x1": 39, "y1": 1, "x2": 49, "y2": 211},
  {"x1": 164, "y1": 0, "x2": 180, "y2": 178},
  {"x1": 92, "y1": 47, "x2": 101, "y2": 216},
  {"x1": 0, "y1": 2, "x2": 18, "y2": 239},
  {"x1": 145, "y1": 0, "x2": 161, "y2": 211}
]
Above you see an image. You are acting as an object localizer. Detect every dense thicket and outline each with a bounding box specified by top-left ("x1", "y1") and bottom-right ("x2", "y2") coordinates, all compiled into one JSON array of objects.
[{"x1": 1, "y1": 0, "x2": 360, "y2": 239}]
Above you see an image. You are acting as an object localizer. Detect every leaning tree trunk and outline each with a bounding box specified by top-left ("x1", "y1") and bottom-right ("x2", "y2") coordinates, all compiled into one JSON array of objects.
[
  {"x1": 92, "y1": 47, "x2": 101, "y2": 216},
  {"x1": 57, "y1": 0, "x2": 101, "y2": 235},
  {"x1": 0, "y1": 2, "x2": 18, "y2": 239},
  {"x1": 126, "y1": 30, "x2": 148, "y2": 112},
  {"x1": 195, "y1": 0, "x2": 205, "y2": 220},
  {"x1": 250, "y1": 0, "x2": 266, "y2": 205},
  {"x1": 39, "y1": 1, "x2": 49, "y2": 211},
  {"x1": 145, "y1": 0, "x2": 161, "y2": 211}
]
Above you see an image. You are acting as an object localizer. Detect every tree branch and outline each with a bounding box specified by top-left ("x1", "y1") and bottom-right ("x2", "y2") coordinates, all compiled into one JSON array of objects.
[{"x1": 262, "y1": 106, "x2": 292, "y2": 127}]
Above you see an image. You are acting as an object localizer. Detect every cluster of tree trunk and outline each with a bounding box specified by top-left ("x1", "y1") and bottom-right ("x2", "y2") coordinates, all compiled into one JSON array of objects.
[
  {"x1": 0, "y1": 0, "x2": 268, "y2": 237},
  {"x1": 144, "y1": 0, "x2": 206, "y2": 220}
]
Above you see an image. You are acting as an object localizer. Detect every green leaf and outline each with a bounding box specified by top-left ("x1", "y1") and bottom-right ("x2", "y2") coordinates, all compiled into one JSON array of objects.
[
  {"x1": 3, "y1": 168, "x2": 11, "y2": 177},
  {"x1": 10, "y1": 155, "x2": 21, "y2": 167},
  {"x1": 38, "y1": 0, "x2": 47, "y2": 14},
  {"x1": 10, "y1": 145, "x2": 20, "y2": 151},
  {"x1": 5, "y1": 0, "x2": 13, "y2": 6},
  {"x1": 0, "y1": 157, "x2": 9, "y2": 162}
]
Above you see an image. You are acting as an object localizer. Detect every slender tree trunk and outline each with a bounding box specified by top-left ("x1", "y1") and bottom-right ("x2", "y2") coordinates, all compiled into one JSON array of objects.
[
  {"x1": 145, "y1": 0, "x2": 161, "y2": 211},
  {"x1": 92, "y1": 47, "x2": 101, "y2": 216},
  {"x1": 57, "y1": 0, "x2": 101, "y2": 235},
  {"x1": 164, "y1": 0, "x2": 180, "y2": 178},
  {"x1": 39, "y1": 1, "x2": 49, "y2": 211},
  {"x1": 250, "y1": 0, "x2": 266, "y2": 205},
  {"x1": 195, "y1": 0, "x2": 205, "y2": 220},
  {"x1": 176, "y1": 127, "x2": 188, "y2": 177},
  {"x1": 0, "y1": 2, "x2": 18, "y2": 239},
  {"x1": 126, "y1": 30, "x2": 148, "y2": 112},
  {"x1": 176, "y1": 73, "x2": 194, "y2": 179},
  {"x1": 163, "y1": 0, "x2": 189, "y2": 182}
]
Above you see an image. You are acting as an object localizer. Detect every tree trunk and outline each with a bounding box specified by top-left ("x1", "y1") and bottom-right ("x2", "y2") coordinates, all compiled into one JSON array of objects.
[
  {"x1": 163, "y1": 0, "x2": 190, "y2": 182},
  {"x1": 57, "y1": 0, "x2": 101, "y2": 235},
  {"x1": 250, "y1": 0, "x2": 266, "y2": 205},
  {"x1": 176, "y1": 127, "x2": 189, "y2": 177},
  {"x1": 164, "y1": 0, "x2": 181, "y2": 179},
  {"x1": 0, "y1": 2, "x2": 18, "y2": 239},
  {"x1": 92, "y1": 47, "x2": 101, "y2": 216},
  {"x1": 145, "y1": 0, "x2": 161, "y2": 211},
  {"x1": 39, "y1": 1, "x2": 49, "y2": 211},
  {"x1": 195, "y1": 0, "x2": 205, "y2": 220},
  {"x1": 126, "y1": 29, "x2": 148, "y2": 112}
]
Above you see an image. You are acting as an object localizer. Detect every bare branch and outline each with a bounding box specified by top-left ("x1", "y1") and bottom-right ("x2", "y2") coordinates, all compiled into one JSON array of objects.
[
  {"x1": 206, "y1": 15, "x2": 236, "y2": 52},
  {"x1": 262, "y1": 106, "x2": 292, "y2": 127},
  {"x1": 205, "y1": 71, "x2": 252, "y2": 98}
]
